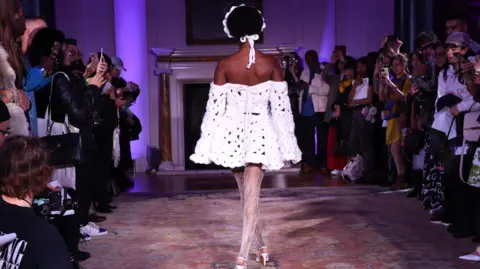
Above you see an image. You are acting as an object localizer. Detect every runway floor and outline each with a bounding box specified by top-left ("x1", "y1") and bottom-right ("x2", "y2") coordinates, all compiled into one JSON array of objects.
[{"x1": 80, "y1": 172, "x2": 478, "y2": 269}]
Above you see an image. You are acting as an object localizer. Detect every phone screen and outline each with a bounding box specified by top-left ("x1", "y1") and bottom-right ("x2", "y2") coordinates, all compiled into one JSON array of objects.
[{"x1": 102, "y1": 81, "x2": 112, "y2": 94}]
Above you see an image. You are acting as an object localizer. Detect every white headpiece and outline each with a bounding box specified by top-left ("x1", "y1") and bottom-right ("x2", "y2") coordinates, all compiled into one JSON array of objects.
[{"x1": 223, "y1": 4, "x2": 266, "y2": 69}]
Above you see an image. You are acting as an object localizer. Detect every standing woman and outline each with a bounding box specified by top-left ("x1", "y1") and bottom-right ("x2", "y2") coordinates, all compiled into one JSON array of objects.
[
  {"x1": 0, "y1": 0, "x2": 30, "y2": 136},
  {"x1": 332, "y1": 57, "x2": 356, "y2": 161},
  {"x1": 189, "y1": 5, "x2": 301, "y2": 268},
  {"x1": 323, "y1": 52, "x2": 346, "y2": 175},
  {"x1": 379, "y1": 54, "x2": 411, "y2": 190},
  {"x1": 348, "y1": 57, "x2": 375, "y2": 179}
]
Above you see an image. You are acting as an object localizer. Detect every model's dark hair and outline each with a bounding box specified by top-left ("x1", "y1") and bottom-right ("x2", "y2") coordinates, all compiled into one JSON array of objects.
[
  {"x1": 225, "y1": 5, "x2": 264, "y2": 40},
  {"x1": 27, "y1": 28, "x2": 65, "y2": 67}
]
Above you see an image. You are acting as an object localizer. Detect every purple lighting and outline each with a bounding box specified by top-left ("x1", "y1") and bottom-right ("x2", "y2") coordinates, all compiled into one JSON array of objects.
[
  {"x1": 113, "y1": 0, "x2": 149, "y2": 159},
  {"x1": 319, "y1": 0, "x2": 335, "y2": 62}
]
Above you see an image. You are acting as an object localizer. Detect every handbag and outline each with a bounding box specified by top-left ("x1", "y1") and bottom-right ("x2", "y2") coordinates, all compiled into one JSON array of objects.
[
  {"x1": 459, "y1": 108, "x2": 480, "y2": 187},
  {"x1": 40, "y1": 72, "x2": 83, "y2": 166}
]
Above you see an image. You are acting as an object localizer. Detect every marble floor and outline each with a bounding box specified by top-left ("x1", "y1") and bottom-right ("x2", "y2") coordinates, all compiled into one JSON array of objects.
[{"x1": 80, "y1": 172, "x2": 479, "y2": 269}]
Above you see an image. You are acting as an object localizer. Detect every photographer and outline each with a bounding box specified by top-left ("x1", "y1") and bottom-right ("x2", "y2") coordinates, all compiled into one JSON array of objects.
[
  {"x1": 88, "y1": 56, "x2": 128, "y2": 213},
  {"x1": 115, "y1": 81, "x2": 142, "y2": 191},
  {"x1": 0, "y1": 136, "x2": 72, "y2": 269}
]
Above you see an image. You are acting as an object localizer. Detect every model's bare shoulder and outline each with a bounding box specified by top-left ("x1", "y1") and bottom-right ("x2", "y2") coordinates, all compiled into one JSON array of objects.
[
  {"x1": 214, "y1": 58, "x2": 229, "y2": 85},
  {"x1": 264, "y1": 54, "x2": 283, "y2": 81}
]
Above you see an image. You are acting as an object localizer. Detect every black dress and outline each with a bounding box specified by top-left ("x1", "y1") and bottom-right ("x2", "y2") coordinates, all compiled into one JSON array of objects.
[{"x1": 333, "y1": 84, "x2": 353, "y2": 156}]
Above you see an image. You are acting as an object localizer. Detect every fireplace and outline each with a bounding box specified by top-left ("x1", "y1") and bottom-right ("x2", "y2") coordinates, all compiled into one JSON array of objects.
[
  {"x1": 151, "y1": 45, "x2": 297, "y2": 171},
  {"x1": 183, "y1": 83, "x2": 224, "y2": 170}
]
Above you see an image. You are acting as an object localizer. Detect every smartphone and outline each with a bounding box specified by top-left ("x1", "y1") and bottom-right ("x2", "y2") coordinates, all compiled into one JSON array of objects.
[
  {"x1": 100, "y1": 48, "x2": 104, "y2": 62},
  {"x1": 335, "y1": 45, "x2": 346, "y2": 57},
  {"x1": 102, "y1": 81, "x2": 112, "y2": 94},
  {"x1": 453, "y1": 52, "x2": 466, "y2": 63},
  {"x1": 381, "y1": 67, "x2": 389, "y2": 77},
  {"x1": 386, "y1": 35, "x2": 398, "y2": 43}
]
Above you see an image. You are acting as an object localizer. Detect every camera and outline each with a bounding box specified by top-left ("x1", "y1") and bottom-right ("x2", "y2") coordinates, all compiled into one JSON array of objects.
[
  {"x1": 119, "y1": 87, "x2": 137, "y2": 105},
  {"x1": 280, "y1": 54, "x2": 299, "y2": 69},
  {"x1": 33, "y1": 188, "x2": 77, "y2": 217}
]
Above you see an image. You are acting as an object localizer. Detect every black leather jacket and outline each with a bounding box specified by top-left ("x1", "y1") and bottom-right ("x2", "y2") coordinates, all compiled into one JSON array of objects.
[{"x1": 35, "y1": 71, "x2": 102, "y2": 152}]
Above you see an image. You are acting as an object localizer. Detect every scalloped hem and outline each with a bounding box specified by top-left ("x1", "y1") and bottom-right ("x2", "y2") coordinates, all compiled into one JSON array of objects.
[{"x1": 189, "y1": 153, "x2": 301, "y2": 171}]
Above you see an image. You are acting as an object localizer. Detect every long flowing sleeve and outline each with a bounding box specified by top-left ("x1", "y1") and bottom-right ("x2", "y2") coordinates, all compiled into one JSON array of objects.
[
  {"x1": 189, "y1": 83, "x2": 227, "y2": 164},
  {"x1": 269, "y1": 81, "x2": 302, "y2": 163}
]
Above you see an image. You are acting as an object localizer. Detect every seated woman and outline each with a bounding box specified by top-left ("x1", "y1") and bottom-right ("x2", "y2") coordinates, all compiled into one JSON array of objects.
[{"x1": 0, "y1": 135, "x2": 72, "y2": 269}]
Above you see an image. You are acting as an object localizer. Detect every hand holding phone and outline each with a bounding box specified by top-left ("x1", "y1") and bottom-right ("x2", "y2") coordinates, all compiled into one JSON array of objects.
[{"x1": 381, "y1": 67, "x2": 389, "y2": 78}]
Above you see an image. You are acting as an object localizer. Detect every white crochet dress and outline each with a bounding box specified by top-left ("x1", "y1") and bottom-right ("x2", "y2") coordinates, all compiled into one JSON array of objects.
[{"x1": 190, "y1": 80, "x2": 301, "y2": 170}]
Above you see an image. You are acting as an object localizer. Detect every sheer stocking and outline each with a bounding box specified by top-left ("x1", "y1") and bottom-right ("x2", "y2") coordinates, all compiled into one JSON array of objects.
[{"x1": 233, "y1": 164, "x2": 265, "y2": 262}]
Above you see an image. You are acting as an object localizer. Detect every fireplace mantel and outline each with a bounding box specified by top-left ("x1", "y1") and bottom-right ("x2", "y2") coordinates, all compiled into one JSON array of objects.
[{"x1": 151, "y1": 45, "x2": 298, "y2": 171}]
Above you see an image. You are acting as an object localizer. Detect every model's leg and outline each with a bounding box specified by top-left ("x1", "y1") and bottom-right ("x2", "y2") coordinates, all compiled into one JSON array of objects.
[
  {"x1": 236, "y1": 164, "x2": 264, "y2": 265},
  {"x1": 232, "y1": 167, "x2": 265, "y2": 250}
]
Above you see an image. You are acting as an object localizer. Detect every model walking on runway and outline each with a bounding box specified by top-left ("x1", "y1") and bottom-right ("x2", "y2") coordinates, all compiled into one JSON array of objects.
[{"x1": 189, "y1": 4, "x2": 301, "y2": 269}]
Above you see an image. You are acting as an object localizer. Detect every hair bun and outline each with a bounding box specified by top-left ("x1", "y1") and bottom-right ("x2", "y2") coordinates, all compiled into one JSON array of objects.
[{"x1": 223, "y1": 4, "x2": 266, "y2": 40}]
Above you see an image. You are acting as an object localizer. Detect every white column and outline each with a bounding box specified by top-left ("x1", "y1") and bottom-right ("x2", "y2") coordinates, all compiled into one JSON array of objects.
[{"x1": 113, "y1": 0, "x2": 149, "y2": 171}]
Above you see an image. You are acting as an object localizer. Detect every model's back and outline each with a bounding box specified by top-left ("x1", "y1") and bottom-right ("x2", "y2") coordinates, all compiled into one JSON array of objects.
[{"x1": 219, "y1": 50, "x2": 280, "y2": 86}]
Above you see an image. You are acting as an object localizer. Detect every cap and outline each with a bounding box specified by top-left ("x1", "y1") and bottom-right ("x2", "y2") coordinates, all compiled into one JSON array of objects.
[
  {"x1": 111, "y1": 56, "x2": 126, "y2": 71},
  {"x1": 445, "y1": 32, "x2": 471, "y2": 48}
]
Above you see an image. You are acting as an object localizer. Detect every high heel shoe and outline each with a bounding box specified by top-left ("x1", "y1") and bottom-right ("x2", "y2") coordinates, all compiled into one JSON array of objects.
[
  {"x1": 235, "y1": 257, "x2": 247, "y2": 269},
  {"x1": 256, "y1": 246, "x2": 269, "y2": 265}
]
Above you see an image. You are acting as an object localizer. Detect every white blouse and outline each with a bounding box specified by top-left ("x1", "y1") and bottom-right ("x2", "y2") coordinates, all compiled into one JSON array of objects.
[{"x1": 432, "y1": 65, "x2": 480, "y2": 139}]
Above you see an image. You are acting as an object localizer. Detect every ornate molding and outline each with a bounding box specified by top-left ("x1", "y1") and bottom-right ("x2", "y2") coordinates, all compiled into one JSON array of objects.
[{"x1": 150, "y1": 45, "x2": 299, "y2": 63}]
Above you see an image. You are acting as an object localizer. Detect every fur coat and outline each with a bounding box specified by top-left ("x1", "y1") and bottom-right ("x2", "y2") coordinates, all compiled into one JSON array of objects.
[{"x1": 0, "y1": 44, "x2": 29, "y2": 136}]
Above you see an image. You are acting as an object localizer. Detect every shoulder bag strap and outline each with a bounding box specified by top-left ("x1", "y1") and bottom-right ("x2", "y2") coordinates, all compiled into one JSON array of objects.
[
  {"x1": 46, "y1": 72, "x2": 71, "y2": 136},
  {"x1": 459, "y1": 102, "x2": 477, "y2": 185}
]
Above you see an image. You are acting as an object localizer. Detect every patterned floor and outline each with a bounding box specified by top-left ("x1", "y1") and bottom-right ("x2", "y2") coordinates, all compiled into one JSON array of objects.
[{"x1": 81, "y1": 186, "x2": 479, "y2": 269}]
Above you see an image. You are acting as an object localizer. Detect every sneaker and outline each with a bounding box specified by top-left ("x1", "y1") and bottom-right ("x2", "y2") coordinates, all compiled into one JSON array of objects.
[
  {"x1": 330, "y1": 170, "x2": 341, "y2": 176},
  {"x1": 459, "y1": 246, "x2": 480, "y2": 261},
  {"x1": 80, "y1": 233, "x2": 91, "y2": 242},
  {"x1": 80, "y1": 222, "x2": 108, "y2": 237}
]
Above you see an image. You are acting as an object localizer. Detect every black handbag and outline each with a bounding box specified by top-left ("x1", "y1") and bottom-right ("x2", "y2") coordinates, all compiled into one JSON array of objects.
[
  {"x1": 40, "y1": 72, "x2": 83, "y2": 166},
  {"x1": 404, "y1": 129, "x2": 425, "y2": 156}
]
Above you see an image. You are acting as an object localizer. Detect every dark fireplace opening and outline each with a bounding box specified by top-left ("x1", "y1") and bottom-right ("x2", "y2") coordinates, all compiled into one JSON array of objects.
[{"x1": 183, "y1": 83, "x2": 224, "y2": 170}]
